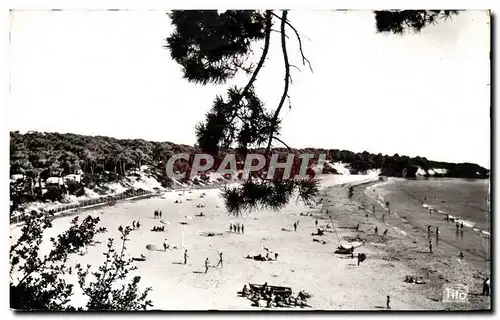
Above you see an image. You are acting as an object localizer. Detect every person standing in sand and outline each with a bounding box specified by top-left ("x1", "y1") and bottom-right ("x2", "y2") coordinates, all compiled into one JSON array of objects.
[
  {"x1": 236, "y1": 224, "x2": 241, "y2": 234},
  {"x1": 483, "y1": 277, "x2": 490, "y2": 296},
  {"x1": 374, "y1": 227, "x2": 378, "y2": 235},
  {"x1": 163, "y1": 238, "x2": 169, "y2": 251},
  {"x1": 429, "y1": 240, "x2": 433, "y2": 254},
  {"x1": 184, "y1": 249, "x2": 188, "y2": 265},
  {"x1": 136, "y1": 221, "x2": 140, "y2": 229},
  {"x1": 386, "y1": 295, "x2": 391, "y2": 309},
  {"x1": 205, "y1": 258, "x2": 210, "y2": 273},
  {"x1": 216, "y1": 252, "x2": 223, "y2": 268},
  {"x1": 456, "y1": 222, "x2": 459, "y2": 232},
  {"x1": 229, "y1": 223, "x2": 233, "y2": 232},
  {"x1": 372, "y1": 204, "x2": 375, "y2": 214},
  {"x1": 133, "y1": 221, "x2": 136, "y2": 229},
  {"x1": 382, "y1": 229, "x2": 388, "y2": 238},
  {"x1": 460, "y1": 222, "x2": 464, "y2": 230},
  {"x1": 159, "y1": 210, "x2": 162, "y2": 219},
  {"x1": 241, "y1": 224, "x2": 244, "y2": 234},
  {"x1": 315, "y1": 219, "x2": 318, "y2": 228},
  {"x1": 436, "y1": 227, "x2": 440, "y2": 238},
  {"x1": 293, "y1": 222, "x2": 298, "y2": 232}
]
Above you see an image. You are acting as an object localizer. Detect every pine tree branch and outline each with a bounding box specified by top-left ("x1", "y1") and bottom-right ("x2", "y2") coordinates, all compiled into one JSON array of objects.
[
  {"x1": 228, "y1": 10, "x2": 273, "y2": 124},
  {"x1": 271, "y1": 11, "x2": 313, "y2": 72},
  {"x1": 273, "y1": 136, "x2": 293, "y2": 152},
  {"x1": 266, "y1": 10, "x2": 291, "y2": 154}
]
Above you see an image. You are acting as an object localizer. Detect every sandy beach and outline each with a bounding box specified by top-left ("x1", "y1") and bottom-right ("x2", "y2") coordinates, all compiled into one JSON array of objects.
[{"x1": 10, "y1": 175, "x2": 491, "y2": 310}]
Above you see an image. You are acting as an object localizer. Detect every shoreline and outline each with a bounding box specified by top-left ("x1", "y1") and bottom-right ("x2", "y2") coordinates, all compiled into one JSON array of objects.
[
  {"x1": 321, "y1": 180, "x2": 491, "y2": 310},
  {"x1": 10, "y1": 175, "x2": 491, "y2": 310}
]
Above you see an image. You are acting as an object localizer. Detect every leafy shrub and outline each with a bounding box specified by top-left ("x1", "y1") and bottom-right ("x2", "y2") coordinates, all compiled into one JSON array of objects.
[{"x1": 42, "y1": 186, "x2": 64, "y2": 202}]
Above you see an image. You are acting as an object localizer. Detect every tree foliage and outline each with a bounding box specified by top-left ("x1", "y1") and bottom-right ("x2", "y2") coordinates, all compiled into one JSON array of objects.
[
  {"x1": 166, "y1": 10, "x2": 319, "y2": 214},
  {"x1": 75, "y1": 226, "x2": 153, "y2": 310},
  {"x1": 10, "y1": 211, "x2": 152, "y2": 310},
  {"x1": 165, "y1": 9, "x2": 471, "y2": 215},
  {"x1": 374, "y1": 10, "x2": 460, "y2": 34}
]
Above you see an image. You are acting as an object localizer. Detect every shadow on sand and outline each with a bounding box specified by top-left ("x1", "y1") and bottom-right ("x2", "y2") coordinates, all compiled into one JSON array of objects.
[{"x1": 192, "y1": 271, "x2": 205, "y2": 274}]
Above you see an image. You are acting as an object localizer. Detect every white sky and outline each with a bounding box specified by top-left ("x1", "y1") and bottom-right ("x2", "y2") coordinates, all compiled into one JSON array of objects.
[{"x1": 8, "y1": 10, "x2": 490, "y2": 168}]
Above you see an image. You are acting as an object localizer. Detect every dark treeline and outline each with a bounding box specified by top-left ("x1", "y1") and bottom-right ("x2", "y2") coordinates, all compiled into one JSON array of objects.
[{"x1": 10, "y1": 131, "x2": 489, "y2": 213}]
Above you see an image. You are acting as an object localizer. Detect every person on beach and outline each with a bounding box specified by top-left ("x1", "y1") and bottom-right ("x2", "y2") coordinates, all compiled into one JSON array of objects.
[
  {"x1": 427, "y1": 225, "x2": 431, "y2": 236},
  {"x1": 315, "y1": 219, "x2": 318, "y2": 228},
  {"x1": 216, "y1": 252, "x2": 223, "y2": 268},
  {"x1": 429, "y1": 240, "x2": 433, "y2": 254},
  {"x1": 293, "y1": 222, "x2": 298, "y2": 232},
  {"x1": 459, "y1": 252, "x2": 464, "y2": 260},
  {"x1": 133, "y1": 221, "x2": 136, "y2": 229},
  {"x1": 241, "y1": 224, "x2": 245, "y2": 234},
  {"x1": 372, "y1": 204, "x2": 375, "y2": 214},
  {"x1": 159, "y1": 210, "x2": 162, "y2": 219},
  {"x1": 382, "y1": 229, "x2": 388, "y2": 238},
  {"x1": 461, "y1": 222, "x2": 464, "y2": 230},
  {"x1": 163, "y1": 238, "x2": 169, "y2": 251},
  {"x1": 429, "y1": 208, "x2": 432, "y2": 215},
  {"x1": 136, "y1": 221, "x2": 140, "y2": 229},
  {"x1": 436, "y1": 227, "x2": 440, "y2": 238},
  {"x1": 386, "y1": 295, "x2": 391, "y2": 309},
  {"x1": 382, "y1": 213, "x2": 386, "y2": 222},
  {"x1": 236, "y1": 224, "x2": 241, "y2": 234},
  {"x1": 456, "y1": 222, "x2": 459, "y2": 231},
  {"x1": 229, "y1": 223, "x2": 233, "y2": 232},
  {"x1": 446, "y1": 214, "x2": 450, "y2": 222},
  {"x1": 356, "y1": 223, "x2": 360, "y2": 231},
  {"x1": 275, "y1": 253, "x2": 279, "y2": 260},
  {"x1": 374, "y1": 227, "x2": 378, "y2": 235},
  {"x1": 205, "y1": 258, "x2": 210, "y2": 273},
  {"x1": 483, "y1": 277, "x2": 490, "y2": 296},
  {"x1": 184, "y1": 249, "x2": 188, "y2": 265}
]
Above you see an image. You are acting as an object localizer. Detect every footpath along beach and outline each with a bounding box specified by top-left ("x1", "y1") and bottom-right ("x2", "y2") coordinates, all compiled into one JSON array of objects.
[{"x1": 10, "y1": 175, "x2": 491, "y2": 310}]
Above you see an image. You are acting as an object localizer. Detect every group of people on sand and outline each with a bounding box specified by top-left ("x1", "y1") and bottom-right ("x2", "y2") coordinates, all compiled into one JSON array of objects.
[
  {"x1": 404, "y1": 275, "x2": 426, "y2": 284},
  {"x1": 246, "y1": 248, "x2": 279, "y2": 262},
  {"x1": 229, "y1": 223, "x2": 244, "y2": 234},
  {"x1": 204, "y1": 252, "x2": 224, "y2": 273},
  {"x1": 239, "y1": 283, "x2": 311, "y2": 308},
  {"x1": 373, "y1": 226, "x2": 388, "y2": 238},
  {"x1": 132, "y1": 221, "x2": 141, "y2": 229},
  {"x1": 151, "y1": 225, "x2": 165, "y2": 232},
  {"x1": 154, "y1": 210, "x2": 163, "y2": 219}
]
